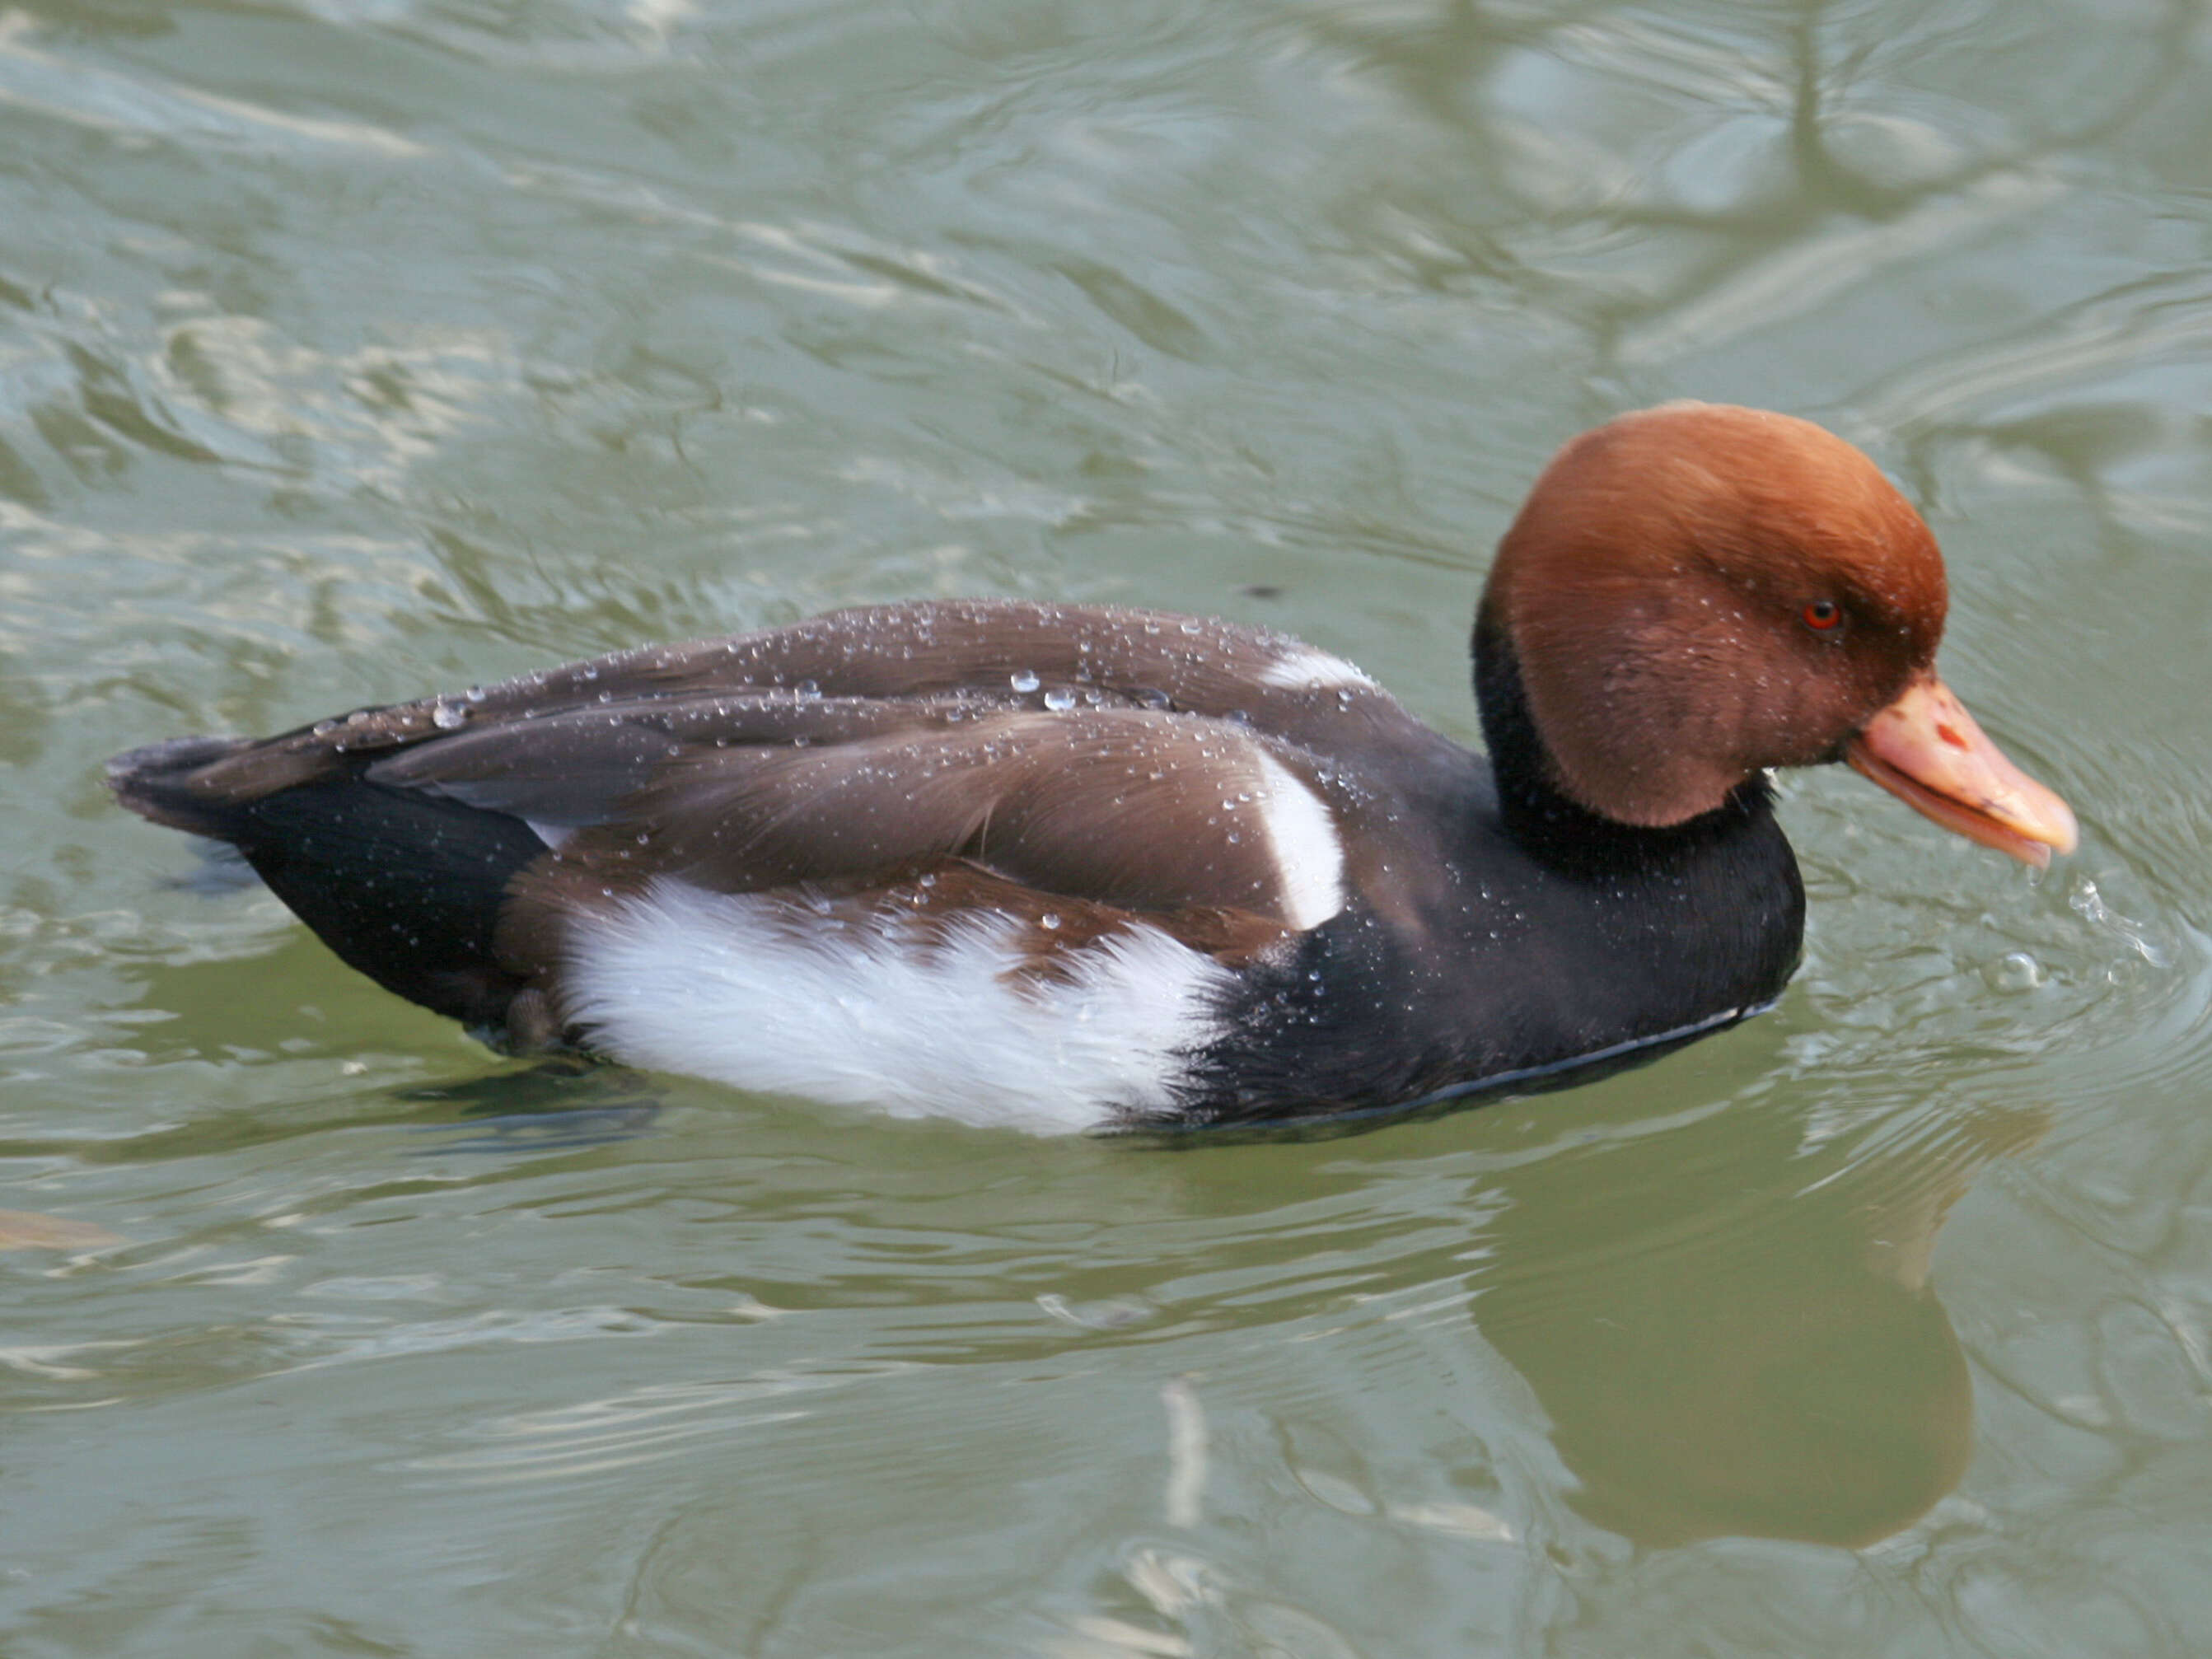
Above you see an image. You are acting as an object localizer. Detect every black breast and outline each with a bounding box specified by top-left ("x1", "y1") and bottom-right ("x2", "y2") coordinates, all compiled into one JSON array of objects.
[{"x1": 1178, "y1": 625, "x2": 1805, "y2": 1128}]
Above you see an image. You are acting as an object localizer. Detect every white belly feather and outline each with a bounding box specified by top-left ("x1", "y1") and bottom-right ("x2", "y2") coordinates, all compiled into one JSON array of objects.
[{"x1": 559, "y1": 879, "x2": 1237, "y2": 1133}]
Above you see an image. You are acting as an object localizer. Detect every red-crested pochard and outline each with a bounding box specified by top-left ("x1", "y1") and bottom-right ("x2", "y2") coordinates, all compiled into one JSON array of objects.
[{"x1": 110, "y1": 404, "x2": 2076, "y2": 1132}]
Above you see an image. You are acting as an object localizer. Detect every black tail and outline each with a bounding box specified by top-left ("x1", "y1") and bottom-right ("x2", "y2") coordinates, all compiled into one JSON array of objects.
[
  {"x1": 110, "y1": 737, "x2": 547, "y2": 1030},
  {"x1": 106, "y1": 736, "x2": 258, "y2": 837}
]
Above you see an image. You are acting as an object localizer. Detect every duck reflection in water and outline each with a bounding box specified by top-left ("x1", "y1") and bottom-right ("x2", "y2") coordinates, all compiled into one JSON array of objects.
[
  {"x1": 1455, "y1": 1093, "x2": 2044, "y2": 1549},
  {"x1": 119, "y1": 928, "x2": 2035, "y2": 1549}
]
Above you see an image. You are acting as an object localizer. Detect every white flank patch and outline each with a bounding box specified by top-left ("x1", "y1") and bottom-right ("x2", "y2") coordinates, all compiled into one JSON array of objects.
[
  {"x1": 1249, "y1": 750, "x2": 1345, "y2": 930},
  {"x1": 1256, "y1": 643, "x2": 1377, "y2": 691},
  {"x1": 559, "y1": 881, "x2": 1237, "y2": 1133}
]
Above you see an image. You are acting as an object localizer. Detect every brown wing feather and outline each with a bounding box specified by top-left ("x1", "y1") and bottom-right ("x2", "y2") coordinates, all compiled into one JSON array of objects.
[
  {"x1": 362, "y1": 692, "x2": 998, "y2": 832},
  {"x1": 453, "y1": 600, "x2": 1355, "y2": 715},
  {"x1": 148, "y1": 600, "x2": 1428, "y2": 813},
  {"x1": 552, "y1": 708, "x2": 1337, "y2": 925},
  {"x1": 127, "y1": 602, "x2": 1417, "y2": 1016}
]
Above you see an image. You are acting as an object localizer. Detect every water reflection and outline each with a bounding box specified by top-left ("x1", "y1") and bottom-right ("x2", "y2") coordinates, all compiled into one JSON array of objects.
[
  {"x1": 105, "y1": 924, "x2": 2040, "y2": 1550},
  {"x1": 1470, "y1": 1095, "x2": 2045, "y2": 1548},
  {"x1": 1135, "y1": 1067, "x2": 2046, "y2": 1552}
]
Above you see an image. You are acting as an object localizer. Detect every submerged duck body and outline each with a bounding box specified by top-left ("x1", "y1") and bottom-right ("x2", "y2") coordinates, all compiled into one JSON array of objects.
[{"x1": 110, "y1": 405, "x2": 2077, "y2": 1132}]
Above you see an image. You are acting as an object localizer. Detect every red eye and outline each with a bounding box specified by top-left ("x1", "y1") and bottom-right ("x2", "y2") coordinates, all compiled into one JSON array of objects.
[{"x1": 1803, "y1": 600, "x2": 1843, "y2": 632}]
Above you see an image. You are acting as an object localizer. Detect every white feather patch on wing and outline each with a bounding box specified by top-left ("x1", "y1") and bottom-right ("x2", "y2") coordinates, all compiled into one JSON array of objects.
[
  {"x1": 559, "y1": 881, "x2": 1236, "y2": 1133},
  {"x1": 1256, "y1": 644, "x2": 1377, "y2": 691},
  {"x1": 1249, "y1": 750, "x2": 1345, "y2": 930}
]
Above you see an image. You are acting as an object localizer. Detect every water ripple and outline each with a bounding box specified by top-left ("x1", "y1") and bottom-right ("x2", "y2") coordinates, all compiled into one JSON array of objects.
[{"x1": 0, "y1": 13, "x2": 428, "y2": 157}]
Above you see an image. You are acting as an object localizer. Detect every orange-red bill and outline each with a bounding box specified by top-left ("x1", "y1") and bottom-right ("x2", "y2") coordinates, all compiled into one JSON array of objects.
[{"x1": 1846, "y1": 675, "x2": 2078, "y2": 869}]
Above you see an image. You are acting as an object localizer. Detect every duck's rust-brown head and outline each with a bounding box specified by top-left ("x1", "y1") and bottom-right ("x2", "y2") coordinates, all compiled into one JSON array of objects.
[{"x1": 1480, "y1": 402, "x2": 2076, "y2": 865}]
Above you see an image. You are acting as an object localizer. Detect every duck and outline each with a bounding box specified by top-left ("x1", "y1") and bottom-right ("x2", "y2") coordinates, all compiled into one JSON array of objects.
[{"x1": 108, "y1": 403, "x2": 2078, "y2": 1133}]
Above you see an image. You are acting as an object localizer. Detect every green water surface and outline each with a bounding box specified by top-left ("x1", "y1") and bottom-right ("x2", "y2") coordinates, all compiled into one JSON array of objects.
[{"x1": 5, "y1": 0, "x2": 2212, "y2": 1652}]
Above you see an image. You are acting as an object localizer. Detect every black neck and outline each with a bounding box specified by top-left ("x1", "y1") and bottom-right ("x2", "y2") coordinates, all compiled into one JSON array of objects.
[{"x1": 1471, "y1": 607, "x2": 1775, "y2": 875}]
